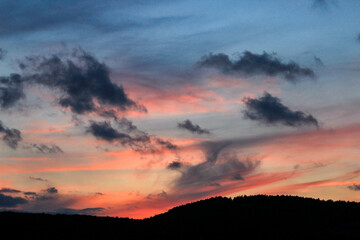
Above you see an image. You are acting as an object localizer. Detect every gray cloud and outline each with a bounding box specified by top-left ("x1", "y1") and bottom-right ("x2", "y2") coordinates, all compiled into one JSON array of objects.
[
  {"x1": 0, "y1": 48, "x2": 5, "y2": 60},
  {"x1": 348, "y1": 184, "x2": 360, "y2": 191},
  {"x1": 20, "y1": 49, "x2": 144, "y2": 115},
  {"x1": 56, "y1": 207, "x2": 105, "y2": 215},
  {"x1": 29, "y1": 176, "x2": 48, "y2": 182},
  {"x1": 357, "y1": 33, "x2": 360, "y2": 43},
  {"x1": 171, "y1": 139, "x2": 260, "y2": 191},
  {"x1": 46, "y1": 187, "x2": 58, "y2": 194},
  {"x1": 243, "y1": 92, "x2": 319, "y2": 127},
  {"x1": 167, "y1": 161, "x2": 183, "y2": 170},
  {"x1": 314, "y1": 56, "x2": 324, "y2": 67},
  {"x1": 198, "y1": 51, "x2": 315, "y2": 82},
  {"x1": 178, "y1": 119, "x2": 210, "y2": 135},
  {"x1": 0, "y1": 121, "x2": 22, "y2": 149},
  {"x1": 312, "y1": 0, "x2": 337, "y2": 9},
  {"x1": 26, "y1": 143, "x2": 63, "y2": 154},
  {"x1": 87, "y1": 120, "x2": 177, "y2": 153},
  {"x1": 0, "y1": 193, "x2": 27, "y2": 207},
  {"x1": 0, "y1": 188, "x2": 22, "y2": 193},
  {"x1": 0, "y1": 73, "x2": 25, "y2": 109}
]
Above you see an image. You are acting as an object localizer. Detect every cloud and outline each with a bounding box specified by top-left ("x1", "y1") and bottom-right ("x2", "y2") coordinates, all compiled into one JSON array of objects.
[
  {"x1": 0, "y1": 193, "x2": 27, "y2": 207},
  {"x1": 25, "y1": 143, "x2": 63, "y2": 154},
  {"x1": 0, "y1": 48, "x2": 5, "y2": 60},
  {"x1": 56, "y1": 207, "x2": 105, "y2": 215},
  {"x1": 348, "y1": 184, "x2": 360, "y2": 191},
  {"x1": 178, "y1": 119, "x2": 210, "y2": 135},
  {"x1": 357, "y1": 33, "x2": 360, "y2": 43},
  {"x1": 243, "y1": 92, "x2": 319, "y2": 127},
  {"x1": 46, "y1": 187, "x2": 58, "y2": 194},
  {"x1": 29, "y1": 176, "x2": 48, "y2": 182},
  {"x1": 0, "y1": 121, "x2": 22, "y2": 149},
  {"x1": 87, "y1": 120, "x2": 177, "y2": 153},
  {"x1": 20, "y1": 49, "x2": 144, "y2": 115},
  {"x1": 172, "y1": 139, "x2": 260, "y2": 191},
  {"x1": 0, "y1": 73, "x2": 25, "y2": 109},
  {"x1": 198, "y1": 51, "x2": 315, "y2": 82},
  {"x1": 313, "y1": 56, "x2": 324, "y2": 67},
  {"x1": 312, "y1": 0, "x2": 337, "y2": 9},
  {"x1": 167, "y1": 161, "x2": 183, "y2": 170},
  {"x1": 0, "y1": 188, "x2": 22, "y2": 193}
]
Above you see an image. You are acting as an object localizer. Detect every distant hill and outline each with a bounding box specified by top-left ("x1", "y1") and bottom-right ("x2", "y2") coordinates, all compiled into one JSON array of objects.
[{"x1": 1, "y1": 195, "x2": 360, "y2": 239}]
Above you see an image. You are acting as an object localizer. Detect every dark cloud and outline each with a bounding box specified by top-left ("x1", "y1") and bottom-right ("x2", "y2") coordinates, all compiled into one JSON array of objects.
[
  {"x1": 26, "y1": 143, "x2": 63, "y2": 154},
  {"x1": 87, "y1": 120, "x2": 177, "y2": 153},
  {"x1": 178, "y1": 119, "x2": 210, "y2": 135},
  {"x1": 0, "y1": 188, "x2": 22, "y2": 193},
  {"x1": 0, "y1": 73, "x2": 25, "y2": 109},
  {"x1": 312, "y1": 0, "x2": 337, "y2": 9},
  {"x1": 348, "y1": 185, "x2": 360, "y2": 191},
  {"x1": 357, "y1": 33, "x2": 360, "y2": 43},
  {"x1": 0, "y1": 121, "x2": 22, "y2": 149},
  {"x1": 29, "y1": 176, "x2": 48, "y2": 182},
  {"x1": 24, "y1": 192, "x2": 37, "y2": 196},
  {"x1": 46, "y1": 187, "x2": 58, "y2": 194},
  {"x1": 155, "y1": 138, "x2": 178, "y2": 150},
  {"x1": 167, "y1": 161, "x2": 183, "y2": 170},
  {"x1": 172, "y1": 140, "x2": 260, "y2": 190},
  {"x1": 0, "y1": 193, "x2": 27, "y2": 207},
  {"x1": 56, "y1": 207, "x2": 105, "y2": 215},
  {"x1": 198, "y1": 51, "x2": 315, "y2": 82},
  {"x1": 314, "y1": 56, "x2": 324, "y2": 67},
  {"x1": 243, "y1": 92, "x2": 319, "y2": 127},
  {"x1": 0, "y1": 48, "x2": 5, "y2": 60},
  {"x1": 21, "y1": 49, "x2": 144, "y2": 115}
]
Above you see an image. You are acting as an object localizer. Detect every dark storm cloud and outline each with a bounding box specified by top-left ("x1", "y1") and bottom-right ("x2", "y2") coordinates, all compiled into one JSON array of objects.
[
  {"x1": 87, "y1": 120, "x2": 177, "y2": 153},
  {"x1": 198, "y1": 51, "x2": 315, "y2": 82},
  {"x1": 0, "y1": 188, "x2": 22, "y2": 193},
  {"x1": 178, "y1": 119, "x2": 210, "y2": 135},
  {"x1": 0, "y1": 73, "x2": 25, "y2": 109},
  {"x1": 0, "y1": 193, "x2": 27, "y2": 207},
  {"x1": 21, "y1": 49, "x2": 144, "y2": 115},
  {"x1": 0, "y1": 121, "x2": 22, "y2": 149},
  {"x1": 348, "y1": 184, "x2": 360, "y2": 191},
  {"x1": 26, "y1": 143, "x2": 63, "y2": 154},
  {"x1": 243, "y1": 92, "x2": 319, "y2": 127}
]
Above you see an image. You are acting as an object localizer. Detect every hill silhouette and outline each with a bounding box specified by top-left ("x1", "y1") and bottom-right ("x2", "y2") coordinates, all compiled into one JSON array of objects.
[{"x1": 1, "y1": 195, "x2": 360, "y2": 239}]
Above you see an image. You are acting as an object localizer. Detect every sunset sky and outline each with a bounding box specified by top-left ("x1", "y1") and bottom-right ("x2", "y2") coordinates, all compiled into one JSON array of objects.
[{"x1": 0, "y1": 0, "x2": 359, "y2": 218}]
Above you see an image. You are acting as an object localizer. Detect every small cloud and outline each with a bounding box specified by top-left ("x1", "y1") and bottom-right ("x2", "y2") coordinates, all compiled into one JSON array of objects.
[
  {"x1": 167, "y1": 161, "x2": 183, "y2": 170},
  {"x1": 243, "y1": 92, "x2": 319, "y2": 128},
  {"x1": 178, "y1": 119, "x2": 210, "y2": 135},
  {"x1": 29, "y1": 176, "x2": 48, "y2": 182},
  {"x1": 0, "y1": 121, "x2": 22, "y2": 149},
  {"x1": 0, "y1": 188, "x2": 22, "y2": 193},
  {"x1": 46, "y1": 187, "x2": 58, "y2": 194},
  {"x1": 348, "y1": 184, "x2": 360, "y2": 191}
]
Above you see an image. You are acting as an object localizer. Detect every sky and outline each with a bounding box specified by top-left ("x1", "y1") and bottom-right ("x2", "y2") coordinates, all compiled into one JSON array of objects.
[{"x1": 0, "y1": 0, "x2": 359, "y2": 218}]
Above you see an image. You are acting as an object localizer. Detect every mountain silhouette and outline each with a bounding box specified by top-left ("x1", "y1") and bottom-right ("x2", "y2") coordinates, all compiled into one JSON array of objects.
[{"x1": 1, "y1": 195, "x2": 360, "y2": 239}]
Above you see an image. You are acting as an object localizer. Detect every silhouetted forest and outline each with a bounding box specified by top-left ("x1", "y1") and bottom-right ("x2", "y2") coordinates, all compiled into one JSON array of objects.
[{"x1": 1, "y1": 195, "x2": 360, "y2": 239}]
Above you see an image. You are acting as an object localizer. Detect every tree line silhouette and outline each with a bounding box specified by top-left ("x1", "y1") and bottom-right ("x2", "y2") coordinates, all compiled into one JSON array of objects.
[{"x1": 1, "y1": 195, "x2": 359, "y2": 239}]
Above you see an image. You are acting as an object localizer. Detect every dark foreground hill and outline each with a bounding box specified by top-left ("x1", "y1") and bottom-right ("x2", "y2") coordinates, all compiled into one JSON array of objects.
[{"x1": 1, "y1": 195, "x2": 360, "y2": 239}]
